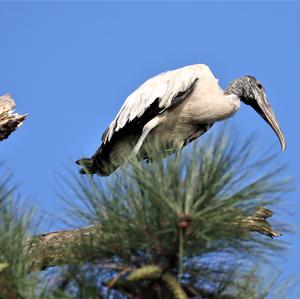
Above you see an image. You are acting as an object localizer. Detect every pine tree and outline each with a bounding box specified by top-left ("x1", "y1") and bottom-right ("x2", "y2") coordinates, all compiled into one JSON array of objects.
[{"x1": 0, "y1": 130, "x2": 296, "y2": 299}]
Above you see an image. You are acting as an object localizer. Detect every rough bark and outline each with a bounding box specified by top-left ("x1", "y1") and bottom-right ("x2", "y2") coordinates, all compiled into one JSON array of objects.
[
  {"x1": 0, "y1": 93, "x2": 27, "y2": 141},
  {"x1": 27, "y1": 225, "x2": 101, "y2": 271},
  {"x1": 232, "y1": 207, "x2": 281, "y2": 238},
  {"x1": 27, "y1": 207, "x2": 280, "y2": 272}
]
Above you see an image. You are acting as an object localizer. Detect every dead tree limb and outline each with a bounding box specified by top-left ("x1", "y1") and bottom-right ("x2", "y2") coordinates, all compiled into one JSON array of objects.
[
  {"x1": 27, "y1": 207, "x2": 280, "y2": 272},
  {"x1": 0, "y1": 93, "x2": 27, "y2": 141},
  {"x1": 232, "y1": 207, "x2": 281, "y2": 238},
  {"x1": 27, "y1": 225, "x2": 101, "y2": 271}
]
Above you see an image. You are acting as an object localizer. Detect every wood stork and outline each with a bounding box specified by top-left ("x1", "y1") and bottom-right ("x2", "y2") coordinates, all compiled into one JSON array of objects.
[{"x1": 77, "y1": 64, "x2": 285, "y2": 176}]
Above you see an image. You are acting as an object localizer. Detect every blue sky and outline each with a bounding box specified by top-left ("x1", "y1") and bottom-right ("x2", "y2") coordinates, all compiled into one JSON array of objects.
[{"x1": 0, "y1": 1, "x2": 299, "y2": 291}]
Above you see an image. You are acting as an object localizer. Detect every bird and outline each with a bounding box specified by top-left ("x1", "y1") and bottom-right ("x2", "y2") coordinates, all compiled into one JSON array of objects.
[{"x1": 76, "y1": 64, "x2": 285, "y2": 176}]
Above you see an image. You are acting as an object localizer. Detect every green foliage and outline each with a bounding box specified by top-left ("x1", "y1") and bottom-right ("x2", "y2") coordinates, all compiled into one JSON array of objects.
[
  {"x1": 0, "y1": 130, "x2": 296, "y2": 298},
  {"x1": 57, "y1": 130, "x2": 292, "y2": 298},
  {"x1": 0, "y1": 169, "x2": 39, "y2": 299}
]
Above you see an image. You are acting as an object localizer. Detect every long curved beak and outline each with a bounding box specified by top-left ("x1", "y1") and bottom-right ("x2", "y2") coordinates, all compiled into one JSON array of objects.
[{"x1": 251, "y1": 93, "x2": 286, "y2": 151}]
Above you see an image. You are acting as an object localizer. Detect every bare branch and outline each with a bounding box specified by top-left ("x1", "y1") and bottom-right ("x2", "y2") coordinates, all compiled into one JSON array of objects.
[
  {"x1": 26, "y1": 207, "x2": 280, "y2": 272},
  {"x1": 232, "y1": 207, "x2": 281, "y2": 238},
  {"x1": 0, "y1": 94, "x2": 27, "y2": 141},
  {"x1": 27, "y1": 225, "x2": 100, "y2": 271}
]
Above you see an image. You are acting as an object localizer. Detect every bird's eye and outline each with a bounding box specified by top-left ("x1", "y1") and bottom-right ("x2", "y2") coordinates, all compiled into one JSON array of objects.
[{"x1": 257, "y1": 83, "x2": 263, "y2": 89}]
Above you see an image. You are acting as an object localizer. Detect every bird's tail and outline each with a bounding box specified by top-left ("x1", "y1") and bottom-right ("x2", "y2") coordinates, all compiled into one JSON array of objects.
[{"x1": 76, "y1": 158, "x2": 95, "y2": 174}]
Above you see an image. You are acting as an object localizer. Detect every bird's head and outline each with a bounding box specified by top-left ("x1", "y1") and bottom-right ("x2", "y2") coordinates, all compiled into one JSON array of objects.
[{"x1": 226, "y1": 76, "x2": 286, "y2": 151}]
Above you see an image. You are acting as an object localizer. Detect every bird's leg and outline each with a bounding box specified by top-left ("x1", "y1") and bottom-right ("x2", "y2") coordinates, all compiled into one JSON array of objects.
[
  {"x1": 175, "y1": 140, "x2": 185, "y2": 160},
  {"x1": 132, "y1": 126, "x2": 153, "y2": 155},
  {"x1": 130, "y1": 118, "x2": 160, "y2": 157}
]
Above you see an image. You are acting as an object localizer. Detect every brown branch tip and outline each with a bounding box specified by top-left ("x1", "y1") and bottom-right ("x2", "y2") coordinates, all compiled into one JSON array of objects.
[
  {"x1": 0, "y1": 93, "x2": 28, "y2": 141},
  {"x1": 235, "y1": 207, "x2": 281, "y2": 238}
]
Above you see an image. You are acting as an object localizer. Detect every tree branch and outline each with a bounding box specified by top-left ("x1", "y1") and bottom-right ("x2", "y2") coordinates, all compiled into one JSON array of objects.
[
  {"x1": 27, "y1": 225, "x2": 101, "y2": 270},
  {"x1": 27, "y1": 207, "x2": 280, "y2": 271},
  {"x1": 232, "y1": 207, "x2": 281, "y2": 238},
  {"x1": 0, "y1": 94, "x2": 27, "y2": 141}
]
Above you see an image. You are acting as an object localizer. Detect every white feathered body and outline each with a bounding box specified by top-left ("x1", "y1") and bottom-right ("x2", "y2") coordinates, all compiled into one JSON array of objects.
[
  {"x1": 145, "y1": 66, "x2": 240, "y2": 145},
  {"x1": 86, "y1": 64, "x2": 241, "y2": 175}
]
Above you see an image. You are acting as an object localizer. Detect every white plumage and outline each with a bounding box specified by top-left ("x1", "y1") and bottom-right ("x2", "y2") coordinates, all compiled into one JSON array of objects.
[
  {"x1": 77, "y1": 64, "x2": 285, "y2": 176},
  {"x1": 103, "y1": 64, "x2": 236, "y2": 144}
]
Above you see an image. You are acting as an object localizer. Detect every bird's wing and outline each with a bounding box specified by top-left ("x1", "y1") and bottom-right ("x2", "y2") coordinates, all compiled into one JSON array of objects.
[{"x1": 102, "y1": 64, "x2": 210, "y2": 144}]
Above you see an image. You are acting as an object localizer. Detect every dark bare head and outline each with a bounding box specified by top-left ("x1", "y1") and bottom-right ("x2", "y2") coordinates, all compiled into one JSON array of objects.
[{"x1": 225, "y1": 76, "x2": 286, "y2": 151}]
